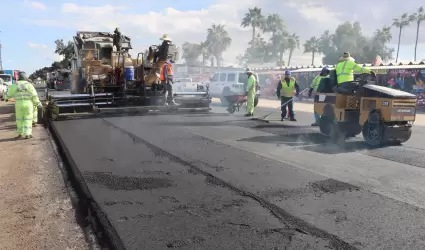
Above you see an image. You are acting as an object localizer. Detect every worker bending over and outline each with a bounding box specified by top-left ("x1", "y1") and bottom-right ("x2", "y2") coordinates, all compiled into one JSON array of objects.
[
  {"x1": 276, "y1": 71, "x2": 299, "y2": 121},
  {"x1": 4, "y1": 73, "x2": 41, "y2": 139},
  {"x1": 309, "y1": 67, "x2": 330, "y2": 126},
  {"x1": 244, "y1": 68, "x2": 256, "y2": 117},
  {"x1": 336, "y1": 52, "x2": 375, "y2": 91}
]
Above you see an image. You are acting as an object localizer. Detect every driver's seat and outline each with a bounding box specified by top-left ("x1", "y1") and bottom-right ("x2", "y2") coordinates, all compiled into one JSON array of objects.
[{"x1": 334, "y1": 81, "x2": 361, "y2": 94}]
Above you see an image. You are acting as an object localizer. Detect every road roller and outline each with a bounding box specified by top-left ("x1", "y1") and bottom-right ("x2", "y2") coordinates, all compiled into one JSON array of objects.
[{"x1": 314, "y1": 73, "x2": 416, "y2": 147}]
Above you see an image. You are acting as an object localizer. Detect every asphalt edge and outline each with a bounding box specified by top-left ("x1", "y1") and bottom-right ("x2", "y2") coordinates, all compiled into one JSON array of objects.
[{"x1": 48, "y1": 121, "x2": 126, "y2": 250}]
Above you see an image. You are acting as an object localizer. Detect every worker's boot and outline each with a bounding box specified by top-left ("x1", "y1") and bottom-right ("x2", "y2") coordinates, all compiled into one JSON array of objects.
[
  {"x1": 311, "y1": 122, "x2": 319, "y2": 126},
  {"x1": 15, "y1": 134, "x2": 22, "y2": 139},
  {"x1": 32, "y1": 122, "x2": 37, "y2": 127},
  {"x1": 24, "y1": 135, "x2": 33, "y2": 139},
  {"x1": 289, "y1": 117, "x2": 297, "y2": 121},
  {"x1": 244, "y1": 113, "x2": 253, "y2": 117}
]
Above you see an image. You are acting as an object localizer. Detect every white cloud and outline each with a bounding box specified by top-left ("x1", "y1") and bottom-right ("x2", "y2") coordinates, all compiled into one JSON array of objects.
[
  {"x1": 26, "y1": 1, "x2": 47, "y2": 10},
  {"x1": 27, "y1": 42, "x2": 63, "y2": 62},
  {"x1": 27, "y1": 1, "x2": 424, "y2": 68},
  {"x1": 27, "y1": 42, "x2": 48, "y2": 49}
]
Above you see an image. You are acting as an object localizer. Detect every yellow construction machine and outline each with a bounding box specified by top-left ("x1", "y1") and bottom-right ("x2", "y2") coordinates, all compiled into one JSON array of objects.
[
  {"x1": 44, "y1": 29, "x2": 211, "y2": 120},
  {"x1": 314, "y1": 72, "x2": 416, "y2": 146}
]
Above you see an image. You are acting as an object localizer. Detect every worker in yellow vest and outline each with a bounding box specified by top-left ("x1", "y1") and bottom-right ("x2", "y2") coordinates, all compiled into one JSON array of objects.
[
  {"x1": 309, "y1": 67, "x2": 330, "y2": 126},
  {"x1": 276, "y1": 70, "x2": 299, "y2": 121},
  {"x1": 244, "y1": 68, "x2": 256, "y2": 117},
  {"x1": 336, "y1": 52, "x2": 375, "y2": 91}
]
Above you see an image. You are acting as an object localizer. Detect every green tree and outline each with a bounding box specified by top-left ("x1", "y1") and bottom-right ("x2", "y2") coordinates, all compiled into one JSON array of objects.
[
  {"x1": 286, "y1": 33, "x2": 300, "y2": 65},
  {"x1": 264, "y1": 13, "x2": 286, "y2": 63},
  {"x1": 270, "y1": 31, "x2": 288, "y2": 66},
  {"x1": 410, "y1": 7, "x2": 425, "y2": 61},
  {"x1": 199, "y1": 41, "x2": 211, "y2": 66},
  {"x1": 303, "y1": 36, "x2": 321, "y2": 65},
  {"x1": 319, "y1": 22, "x2": 393, "y2": 65},
  {"x1": 319, "y1": 30, "x2": 334, "y2": 55},
  {"x1": 53, "y1": 39, "x2": 75, "y2": 69},
  {"x1": 181, "y1": 42, "x2": 201, "y2": 66},
  {"x1": 206, "y1": 24, "x2": 232, "y2": 70},
  {"x1": 392, "y1": 13, "x2": 414, "y2": 62},
  {"x1": 241, "y1": 7, "x2": 265, "y2": 49}
]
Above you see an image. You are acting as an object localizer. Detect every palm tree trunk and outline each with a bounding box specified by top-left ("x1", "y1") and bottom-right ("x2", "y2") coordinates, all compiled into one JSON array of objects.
[
  {"x1": 396, "y1": 27, "x2": 402, "y2": 63},
  {"x1": 288, "y1": 50, "x2": 293, "y2": 65},
  {"x1": 311, "y1": 52, "x2": 315, "y2": 65},
  {"x1": 414, "y1": 22, "x2": 420, "y2": 61},
  {"x1": 279, "y1": 50, "x2": 284, "y2": 63},
  {"x1": 252, "y1": 26, "x2": 256, "y2": 49}
]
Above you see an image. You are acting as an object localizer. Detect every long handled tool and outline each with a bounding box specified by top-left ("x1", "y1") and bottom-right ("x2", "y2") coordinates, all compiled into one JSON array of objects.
[{"x1": 251, "y1": 88, "x2": 310, "y2": 123}]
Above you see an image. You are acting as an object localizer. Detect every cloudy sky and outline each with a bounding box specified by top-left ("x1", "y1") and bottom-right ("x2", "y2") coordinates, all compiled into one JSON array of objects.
[{"x1": 1, "y1": 0, "x2": 424, "y2": 74}]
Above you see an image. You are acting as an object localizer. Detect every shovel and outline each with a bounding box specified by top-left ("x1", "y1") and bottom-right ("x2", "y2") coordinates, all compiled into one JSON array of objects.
[{"x1": 251, "y1": 88, "x2": 310, "y2": 123}]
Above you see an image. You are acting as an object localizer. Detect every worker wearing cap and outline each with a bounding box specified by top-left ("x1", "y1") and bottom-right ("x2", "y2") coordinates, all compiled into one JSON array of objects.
[
  {"x1": 244, "y1": 68, "x2": 256, "y2": 117},
  {"x1": 309, "y1": 67, "x2": 330, "y2": 126},
  {"x1": 276, "y1": 70, "x2": 299, "y2": 121},
  {"x1": 159, "y1": 34, "x2": 176, "y2": 106},
  {"x1": 336, "y1": 52, "x2": 375, "y2": 89},
  {"x1": 3, "y1": 72, "x2": 41, "y2": 139}
]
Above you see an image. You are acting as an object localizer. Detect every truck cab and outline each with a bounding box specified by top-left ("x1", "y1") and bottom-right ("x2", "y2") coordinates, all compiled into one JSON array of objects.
[{"x1": 0, "y1": 74, "x2": 13, "y2": 86}]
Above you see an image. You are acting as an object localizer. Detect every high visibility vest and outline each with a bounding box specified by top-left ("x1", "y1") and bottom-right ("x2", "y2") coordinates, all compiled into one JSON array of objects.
[
  {"x1": 280, "y1": 78, "x2": 295, "y2": 97},
  {"x1": 159, "y1": 63, "x2": 173, "y2": 81},
  {"x1": 311, "y1": 75, "x2": 329, "y2": 92},
  {"x1": 335, "y1": 60, "x2": 370, "y2": 85}
]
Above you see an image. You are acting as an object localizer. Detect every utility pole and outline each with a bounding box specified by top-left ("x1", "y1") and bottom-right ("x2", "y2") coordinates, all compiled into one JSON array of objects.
[{"x1": 0, "y1": 30, "x2": 2, "y2": 70}]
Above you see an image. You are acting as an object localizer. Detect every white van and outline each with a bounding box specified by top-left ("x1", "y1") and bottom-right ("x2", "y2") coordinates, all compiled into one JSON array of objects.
[{"x1": 208, "y1": 71, "x2": 260, "y2": 106}]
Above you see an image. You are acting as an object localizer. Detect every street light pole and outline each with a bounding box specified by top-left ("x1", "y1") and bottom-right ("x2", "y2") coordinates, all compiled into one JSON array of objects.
[{"x1": 0, "y1": 30, "x2": 3, "y2": 70}]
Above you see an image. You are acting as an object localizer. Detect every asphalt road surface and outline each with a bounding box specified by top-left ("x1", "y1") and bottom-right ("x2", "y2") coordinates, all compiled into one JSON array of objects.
[{"x1": 51, "y1": 98, "x2": 425, "y2": 249}]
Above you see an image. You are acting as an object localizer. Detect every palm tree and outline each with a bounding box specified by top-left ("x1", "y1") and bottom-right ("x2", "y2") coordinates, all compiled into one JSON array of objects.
[
  {"x1": 199, "y1": 41, "x2": 211, "y2": 73},
  {"x1": 270, "y1": 31, "x2": 288, "y2": 65},
  {"x1": 181, "y1": 42, "x2": 201, "y2": 66},
  {"x1": 206, "y1": 24, "x2": 232, "y2": 70},
  {"x1": 264, "y1": 13, "x2": 286, "y2": 60},
  {"x1": 264, "y1": 13, "x2": 285, "y2": 37},
  {"x1": 410, "y1": 7, "x2": 425, "y2": 61},
  {"x1": 319, "y1": 30, "x2": 334, "y2": 53},
  {"x1": 392, "y1": 13, "x2": 414, "y2": 63},
  {"x1": 286, "y1": 33, "x2": 300, "y2": 65},
  {"x1": 373, "y1": 26, "x2": 392, "y2": 43},
  {"x1": 241, "y1": 7, "x2": 265, "y2": 49},
  {"x1": 303, "y1": 36, "x2": 321, "y2": 65}
]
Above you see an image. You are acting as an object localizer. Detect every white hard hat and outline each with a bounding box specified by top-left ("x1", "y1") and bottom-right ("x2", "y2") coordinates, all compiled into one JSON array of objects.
[{"x1": 160, "y1": 34, "x2": 172, "y2": 41}]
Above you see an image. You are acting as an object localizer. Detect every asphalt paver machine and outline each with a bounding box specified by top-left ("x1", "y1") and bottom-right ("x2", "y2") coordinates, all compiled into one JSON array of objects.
[
  {"x1": 44, "y1": 29, "x2": 211, "y2": 120},
  {"x1": 314, "y1": 72, "x2": 416, "y2": 146}
]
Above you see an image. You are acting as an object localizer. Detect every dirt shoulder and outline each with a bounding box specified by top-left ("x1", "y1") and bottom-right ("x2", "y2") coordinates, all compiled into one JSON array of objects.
[{"x1": 0, "y1": 103, "x2": 89, "y2": 250}]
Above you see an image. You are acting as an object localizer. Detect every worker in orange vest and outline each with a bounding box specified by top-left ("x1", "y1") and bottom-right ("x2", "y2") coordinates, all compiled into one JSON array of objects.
[{"x1": 159, "y1": 58, "x2": 176, "y2": 105}]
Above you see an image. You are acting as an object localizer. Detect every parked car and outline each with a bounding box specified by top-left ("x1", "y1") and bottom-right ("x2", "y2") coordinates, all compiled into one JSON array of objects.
[{"x1": 0, "y1": 79, "x2": 7, "y2": 100}]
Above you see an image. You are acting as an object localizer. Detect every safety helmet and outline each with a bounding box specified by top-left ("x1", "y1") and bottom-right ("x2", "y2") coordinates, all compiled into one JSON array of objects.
[
  {"x1": 17, "y1": 71, "x2": 28, "y2": 81},
  {"x1": 245, "y1": 67, "x2": 253, "y2": 74},
  {"x1": 160, "y1": 34, "x2": 172, "y2": 41},
  {"x1": 284, "y1": 70, "x2": 291, "y2": 75}
]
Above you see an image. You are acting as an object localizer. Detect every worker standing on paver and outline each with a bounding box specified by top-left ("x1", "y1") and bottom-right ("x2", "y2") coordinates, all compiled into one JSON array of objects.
[
  {"x1": 3, "y1": 73, "x2": 41, "y2": 139},
  {"x1": 244, "y1": 68, "x2": 256, "y2": 117},
  {"x1": 276, "y1": 70, "x2": 299, "y2": 121}
]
